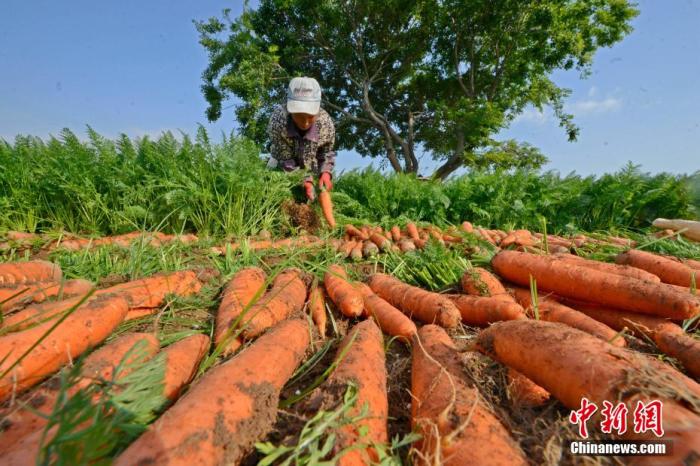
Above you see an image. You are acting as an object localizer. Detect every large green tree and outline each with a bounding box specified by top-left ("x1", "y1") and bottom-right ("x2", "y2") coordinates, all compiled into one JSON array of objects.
[{"x1": 196, "y1": 0, "x2": 637, "y2": 179}]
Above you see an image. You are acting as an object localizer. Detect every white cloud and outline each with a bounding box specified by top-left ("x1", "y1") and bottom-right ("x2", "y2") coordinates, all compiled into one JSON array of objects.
[
  {"x1": 567, "y1": 97, "x2": 622, "y2": 115},
  {"x1": 588, "y1": 86, "x2": 598, "y2": 97}
]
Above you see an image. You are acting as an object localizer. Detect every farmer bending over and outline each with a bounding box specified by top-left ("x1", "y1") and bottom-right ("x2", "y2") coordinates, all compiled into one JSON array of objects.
[{"x1": 266, "y1": 77, "x2": 335, "y2": 201}]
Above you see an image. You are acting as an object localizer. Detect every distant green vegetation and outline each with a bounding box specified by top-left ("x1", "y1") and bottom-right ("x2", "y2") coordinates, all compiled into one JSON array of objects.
[{"x1": 0, "y1": 129, "x2": 695, "y2": 236}]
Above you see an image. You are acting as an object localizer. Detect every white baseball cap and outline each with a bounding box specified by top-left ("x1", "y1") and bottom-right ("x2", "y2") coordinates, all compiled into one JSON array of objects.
[{"x1": 287, "y1": 77, "x2": 321, "y2": 115}]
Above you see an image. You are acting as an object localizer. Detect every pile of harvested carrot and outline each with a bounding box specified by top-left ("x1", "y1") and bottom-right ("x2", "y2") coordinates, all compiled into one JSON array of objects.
[{"x1": 1, "y1": 227, "x2": 699, "y2": 464}]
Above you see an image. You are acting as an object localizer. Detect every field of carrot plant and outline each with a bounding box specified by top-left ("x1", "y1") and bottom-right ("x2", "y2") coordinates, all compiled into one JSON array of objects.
[{"x1": 1, "y1": 130, "x2": 700, "y2": 465}]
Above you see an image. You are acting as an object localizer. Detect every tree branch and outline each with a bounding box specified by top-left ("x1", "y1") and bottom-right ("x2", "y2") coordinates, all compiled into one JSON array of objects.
[{"x1": 323, "y1": 101, "x2": 373, "y2": 124}]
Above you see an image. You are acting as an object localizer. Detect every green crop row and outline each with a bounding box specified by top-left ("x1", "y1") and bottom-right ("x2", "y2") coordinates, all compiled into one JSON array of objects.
[{"x1": 1, "y1": 128, "x2": 697, "y2": 236}]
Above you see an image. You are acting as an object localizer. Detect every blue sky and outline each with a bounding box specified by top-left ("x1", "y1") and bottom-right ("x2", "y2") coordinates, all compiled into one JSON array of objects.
[{"x1": 1, "y1": 0, "x2": 698, "y2": 176}]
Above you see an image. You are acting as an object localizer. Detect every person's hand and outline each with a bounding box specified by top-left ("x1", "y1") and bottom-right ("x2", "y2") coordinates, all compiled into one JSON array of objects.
[
  {"x1": 319, "y1": 172, "x2": 333, "y2": 191},
  {"x1": 304, "y1": 180, "x2": 316, "y2": 201}
]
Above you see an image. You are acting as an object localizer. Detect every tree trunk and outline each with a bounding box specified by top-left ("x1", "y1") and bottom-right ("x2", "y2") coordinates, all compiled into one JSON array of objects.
[{"x1": 432, "y1": 129, "x2": 467, "y2": 180}]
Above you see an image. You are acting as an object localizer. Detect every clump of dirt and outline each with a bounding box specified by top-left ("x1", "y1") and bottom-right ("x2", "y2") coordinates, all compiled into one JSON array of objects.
[
  {"x1": 98, "y1": 274, "x2": 129, "y2": 287},
  {"x1": 282, "y1": 200, "x2": 320, "y2": 233}
]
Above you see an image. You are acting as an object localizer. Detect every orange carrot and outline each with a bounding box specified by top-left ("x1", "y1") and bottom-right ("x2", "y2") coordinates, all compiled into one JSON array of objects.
[
  {"x1": 2, "y1": 296, "x2": 87, "y2": 331},
  {"x1": 324, "y1": 265, "x2": 363, "y2": 317},
  {"x1": 461, "y1": 221, "x2": 474, "y2": 233},
  {"x1": 476, "y1": 228, "x2": 497, "y2": 245},
  {"x1": 554, "y1": 253, "x2": 661, "y2": 283},
  {"x1": 510, "y1": 287, "x2": 626, "y2": 347},
  {"x1": 368, "y1": 274, "x2": 460, "y2": 328},
  {"x1": 684, "y1": 258, "x2": 700, "y2": 271},
  {"x1": 240, "y1": 268, "x2": 307, "y2": 339},
  {"x1": 390, "y1": 226, "x2": 401, "y2": 242},
  {"x1": 507, "y1": 368, "x2": 550, "y2": 408},
  {"x1": 448, "y1": 294, "x2": 526, "y2": 326},
  {"x1": 369, "y1": 232, "x2": 391, "y2": 251},
  {"x1": 406, "y1": 223, "x2": 420, "y2": 240},
  {"x1": 114, "y1": 319, "x2": 310, "y2": 466},
  {"x1": 362, "y1": 240, "x2": 379, "y2": 257},
  {"x1": 339, "y1": 239, "x2": 357, "y2": 258},
  {"x1": 413, "y1": 238, "x2": 427, "y2": 249},
  {"x1": 97, "y1": 270, "x2": 202, "y2": 309},
  {"x1": 654, "y1": 329, "x2": 700, "y2": 380},
  {"x1": 500, "y1": 229, "x2": 535, "y2": 248},
  {"x1": 322, "y1": 320, "x2": 388, "y2": 464},
  {"x1": 308, "y1": 282, "x2": 327, "y2": 338},
  {"x1": 559, "y1": 298, "x2": 677, "y2": 341},
  {"x1": 318, "y1": 190, "x2": 336, "y2": 229},
  {"x1": 124, "y1": 307, "x2": 158, "y2": 321},
  {"x1": 474, "y1": 320, "x2": 700, "y2": 464},
  {"x1": 215, "y1": 267, "x2": 266, "y2": 353},
  {"x1": 0, "y1": 333, "x2": 158, "y2": 453},
  {"x1": 161, "y1": 334, "x2": 210, "y2": 401},
  {"x1": 345, "y1": 224, "x2": 368, "y2": 240},
  {"x1": 0, "y1": 293, "x2": 129, "y2": 402},
  {"x1": 561, "y1": 300, "x2": 699, "y2": 378},
  {"x1": 345, "y1": 241, "x2": 360, "y2": 262},
  {"x1": 616, "y1": 249, "x2": 697, "y2": 287},
  {"x1": 0, "y1": 260, "x2": 62, "y2": 285},
  {"x1": 492, "y1": 250, "x2": 700, "y2": 319},
  {"x1": 398, "y1": 238, "x2": 416, "y2": 253},
  {"x1": 356, "y1": 283, "x2": 417, "y2": 341},
  {"x1": 460, "y1": 267, "x2": 513, "y2": 300},
  {"x1": 1, "y1": 279, "x2": 93, "y2": 314},
  {"x1": 411, "y1": 325, "x2": 527, "y2": 466}
]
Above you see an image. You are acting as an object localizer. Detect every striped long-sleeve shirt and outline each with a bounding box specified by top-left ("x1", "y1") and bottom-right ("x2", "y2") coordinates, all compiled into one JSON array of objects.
[{"x1": 266, "y1": 105, "x2": 336, "y2": 180}]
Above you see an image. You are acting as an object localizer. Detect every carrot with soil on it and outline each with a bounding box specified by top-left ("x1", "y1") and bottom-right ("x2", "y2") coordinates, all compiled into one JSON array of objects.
[
  {"x1": 0, "y1": 260, "x2": 62, "y2": 286},
  {"x1": 349, "y1": 241, "x2": 364, "y2": 261},
  {"x1": 411, "y1": 325, "x2": 527, "y2": 466},
  {"x1": 369, "y1": 232, "x2": 391, "y2": 251},
  {"x1": 214, "y1": 267, "x2": 266, "y2": 354},
  {"x1": 161, "y1": 334, "x2": 211, "y2": 401},
  {"x1": 368, "y1": 273, "x2": 460, "y2": 328},
  {"x1": 362, "y1": 240, "x2": 379, "y2": 257},
  {"x1": 2, "y1": 296, "x2": 89, "y2": 332},
  {"x1": 240, "y1": 268, "x2": 307, "y2": 339},
  {"x1": 561, "y1": 299, "x2": 699, "y2": 377},
  {"x1": 492, "y1": 250, "x2": 700, "y2": 319},
  {"x1": 318, "y1": 189, "x2": 336, "y2": 229},
  {"x1": 308, "y1": 282, "x2": 327, "y2": 338},
  {"x1": 339, "y1": 240, "x2": 358, "y2": 258},
  {"x1": 654, "y1": 328, "x2": 700, "y2": 380},
  {"x1": 0, "y1": 293, "x2": 129, "y2": 402},
  {"x1": 324, "y1": 265, "x2": 364, "y2": 318},
  {"x1": 447, "y1": 294, "x2": 526, "y2": 327},
  {"x1": 554, "y1": 253, "x2": 662, "y2": 283},
  {"x1": 473, "y1": 319, "x2": 700, "y2": 464},
  {"x1": 96, "y1": 270, "x2": 202, "y2": 309},
  {"x1": 0, "y1": 332, "x2": 159, "y2": 454},
  {"x1": 510, "y1": 287, "x2": 626, "y2": 347},
  {"x1": 1, "y1": 279, "x2": 93, "y2": 315},
  {"x1": 318, "y1": 319, "x2": 388, "y2": 465},
  {"x1": 398, "y1": 238, "x2": 416, "y2": 253},
  {"x1": 113, "y1": 319, "x2": 310, "y2": 466},
  {"x1": 460, "y1": 267, "x2": 514, "y2": 301},
  {"x1": 507, "y1": 368, "x2": 550, "y2": 408},
  {"x1": 616, "y1": 249, "x2": 697, "y2": 287},
  {"x1": 356, "y1": 283, "x2": 417, "y2": 341}
]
